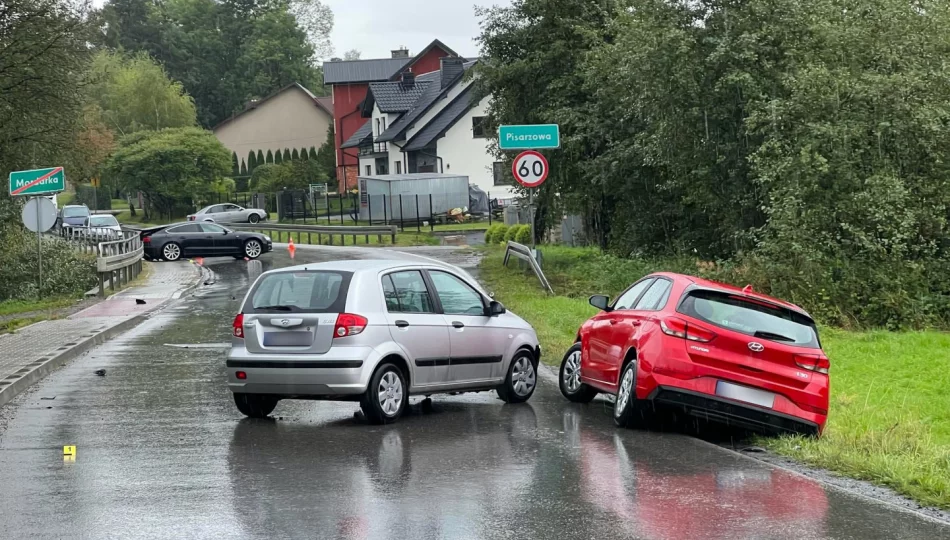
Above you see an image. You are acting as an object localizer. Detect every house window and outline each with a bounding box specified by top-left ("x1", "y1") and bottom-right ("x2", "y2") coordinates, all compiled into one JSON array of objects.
[
  {"x1": 365, "y1": 165, "x2": 372, "y2": 176},
  {"x1": 375, "y1": 157, "x2": 388, "y2": 175},
  {"x1": 493, "y1": 162, "x2": 513, "y2": 186},
  {"x1": 395, "y1": 161, "x2": 402, "y2": 174},
  {"x1": 472, "y1": 116, "x2": 488, "y2": 138}
]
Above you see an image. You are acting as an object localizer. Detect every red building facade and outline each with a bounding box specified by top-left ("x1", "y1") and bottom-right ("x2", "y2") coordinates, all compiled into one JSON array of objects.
[{"x1": 324, "y1": 40, "x2": 459, "y2": 191}]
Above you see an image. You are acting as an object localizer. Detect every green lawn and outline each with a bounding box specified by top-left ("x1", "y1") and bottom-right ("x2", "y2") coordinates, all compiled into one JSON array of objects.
[
  {"x1": 479, "y1": 245, "x2": 950, "y2": 509},
  {"x1": 0, "y1": 296, "x2": 80, "y2": 317}
]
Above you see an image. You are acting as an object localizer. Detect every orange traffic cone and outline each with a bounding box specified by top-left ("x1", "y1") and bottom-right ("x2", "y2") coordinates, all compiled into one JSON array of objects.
[
  {"x1": 194, "y1": 257, "x2": 204, "y2": 266},
  {"x1": 288, "y1": 238, "x2": 296, "y2": 259}
]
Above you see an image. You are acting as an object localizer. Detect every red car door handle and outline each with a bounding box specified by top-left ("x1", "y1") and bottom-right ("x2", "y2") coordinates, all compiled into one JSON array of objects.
[
  {"x1": 631, "y1": 321, "x2": 642, "y2": 326},
  {"x1": 609, "y1": 319, "x2": 618, "y2": 325}
]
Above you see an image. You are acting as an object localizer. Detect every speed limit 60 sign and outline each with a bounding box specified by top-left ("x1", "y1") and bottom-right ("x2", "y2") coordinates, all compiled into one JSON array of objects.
[{"x1": 512, "y1": 150, "x2": 549, "y2": 188}]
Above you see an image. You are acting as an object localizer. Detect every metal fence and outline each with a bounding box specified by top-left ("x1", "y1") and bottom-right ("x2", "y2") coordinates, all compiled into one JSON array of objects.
[{"x1": 230, "y1": 223, "x2": 397, "y2": 247}]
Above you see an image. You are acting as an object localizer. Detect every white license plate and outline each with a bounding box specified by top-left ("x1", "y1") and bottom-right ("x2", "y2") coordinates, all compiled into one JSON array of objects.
[{"x1": 715, "y1": 381, "x2": 775, "y2": 408}]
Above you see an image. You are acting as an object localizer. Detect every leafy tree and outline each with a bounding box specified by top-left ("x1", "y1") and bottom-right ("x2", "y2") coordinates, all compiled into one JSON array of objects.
[
  {"x1": 88, "y1": 51, "x2": 197, "y2": 135},
  {"x1": 106, "y1": 127, "x2": 232, "y2": 219},
  {"x1": 274, "y1": 149, "x2": 283, "y2": 164},
  {"x1": 475, "y1": 0, "x2": 621, "y2": 245},
  {"x1": 240, "y1": 160, "x2": 247, "y2": 175},
  {"x1": 65, "y1": 106, "x2": 117, "y2": 186},
  {"x1": 94, "y1": 0, "x2": 331, "y2": 127},
  {"x1": 0, "y1": 0, "x2": 93, "y2": 178},
  {"x1": 231, "y1": 152, "x2": 240, "y2": 176},
  {"x1": 292, "y1": 148, "x2": 300, "y2": 161},
  {"x1": 308, "y1": 146, "x2": 318, "y2": 160},
  {"x1": 283, "y1": 148, "x2": 292, "y2": 162},
  {"x1": 257, "y1": 149, "x2": 265, "y2": 166},
  {"x1": 266, "y1": 150, "x2": 274, "y2": 164},
  {"x1": 299, "y1": 147, "x2": 309, "y2": 160},
  {"x1": 343, "y1": 49, "x2": 361, "y2": 60},
  {"x1": 247, "y1": 150, "x2": 257, "y2": 172},
  {"x1": 314, "y1": 128, "x2": 335, "y2": 180}
]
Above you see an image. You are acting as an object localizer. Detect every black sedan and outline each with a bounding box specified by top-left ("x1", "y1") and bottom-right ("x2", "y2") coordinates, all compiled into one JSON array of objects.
[{"x1": 141, "y1": 222, "x2": 272, "y2": 261}]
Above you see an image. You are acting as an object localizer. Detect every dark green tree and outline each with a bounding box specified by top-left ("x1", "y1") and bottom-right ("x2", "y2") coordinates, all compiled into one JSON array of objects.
[
  {"x1": 291, "y1": 148, "x2": 300, "y2": 161},
  {"x1": 265, "y1": 150, "x2": 274, "y2": 164},
  {"x1": 308, "y1": 146, "x2": 318, "y2": 160},
  {"x1": 299, "y1": 147, "x2": 309, "y2": 160},
  {"x1": 257, "y1": 149, "x2": 265, "y2": 166},
  {"x1": 283, "y1": 148, "x2": 292, "y2": 162},
  {"x1": 231, "y1": 152, "x2": 239, "y2": 176},
  {"x1": 240, "y1": 159, "x2": 247, "y2": 176},
  {"x1": 248, "y1": 150, "x2": 257, "y2": 172},
  {"x1": 274, "y1": 149, "x2": 283, "y2": 164}
]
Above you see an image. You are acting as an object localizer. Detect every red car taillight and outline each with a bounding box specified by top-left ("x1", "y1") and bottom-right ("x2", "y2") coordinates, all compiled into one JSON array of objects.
[
  {"x1": 142, "y1": 236, "x2": 151, "y2": 244},
  {"x1": 660, "y1": 316, "x2": 716, "y2": 343},
  {"x1": 334, "y1": 313, "x2": 367, "y2": 338},
  {"x1": 188, "y1": 215, "x2": 196, "y2": 221},
  {"x1": 794, "y1": 353, "x2": 830, "y2": 374},
  {"x1": 232, "y1": 313, "x2": 244, "y2": 338}
]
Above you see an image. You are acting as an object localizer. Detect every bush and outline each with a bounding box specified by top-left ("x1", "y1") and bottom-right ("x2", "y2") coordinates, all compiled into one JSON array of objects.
[
  {"x1": 504, "y1": 224, "x2": 524, "y2": 243},
  {"x1": 493, "y1": 224, "x2": 510, "y2": 244},
  {"x1": 0, "y1": 227, "x2": 96, "y2": 300},
  {"x1": 484, "y1": 224, "x2": 503, "y2": 244},
  {"x1": 514, "y1": 224, "x2": 532, "y2": 244}
]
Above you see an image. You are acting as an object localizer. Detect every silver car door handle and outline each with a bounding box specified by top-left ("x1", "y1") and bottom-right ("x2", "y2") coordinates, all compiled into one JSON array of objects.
[
  {"x1": 451, "y1": 321, "x2": 464, "y2": 328},
  {"x1": 395, "y1": 320, "x2": 409, "y2": 328}
]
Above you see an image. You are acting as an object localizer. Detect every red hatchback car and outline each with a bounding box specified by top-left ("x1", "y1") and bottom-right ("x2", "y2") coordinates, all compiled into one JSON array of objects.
[{"x1": 559, "y1": 273, "x2": 829, "y2": 435}]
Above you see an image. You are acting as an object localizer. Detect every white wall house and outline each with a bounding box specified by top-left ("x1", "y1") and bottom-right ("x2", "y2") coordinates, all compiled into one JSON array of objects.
[{"x1": 340, "y1": 59, "x2": 515, "y2": 198}]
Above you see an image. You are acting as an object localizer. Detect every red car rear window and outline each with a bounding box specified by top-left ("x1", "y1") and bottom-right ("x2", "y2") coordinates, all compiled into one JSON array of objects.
[{"x1": 677, "y1": 289, "x2": 820, "y2": 348}]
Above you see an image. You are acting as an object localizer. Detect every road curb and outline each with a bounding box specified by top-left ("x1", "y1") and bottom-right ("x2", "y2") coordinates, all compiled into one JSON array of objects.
[{"x1": 0, "y1": 313, "x2": 148, "y2": 409}]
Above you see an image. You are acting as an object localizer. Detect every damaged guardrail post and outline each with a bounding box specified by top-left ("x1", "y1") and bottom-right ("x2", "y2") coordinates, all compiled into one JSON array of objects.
[{"x1": 504, "y1": 240, "x2": 554, "y2": 294}]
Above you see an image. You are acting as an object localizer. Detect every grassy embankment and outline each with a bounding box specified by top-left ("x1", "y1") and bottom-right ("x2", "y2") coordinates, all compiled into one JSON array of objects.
[{"x1": 480, "y1": 245, "x2": 950, "y2": 509}]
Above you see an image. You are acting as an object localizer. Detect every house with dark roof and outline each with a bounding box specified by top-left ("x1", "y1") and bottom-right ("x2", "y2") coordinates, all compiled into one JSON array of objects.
[
  {"x1": 213, "y1": 82, "x2": 334, "y2": 176},
  {"x1": 323, "y1": 39, "x2": 460, "y2": 191},
  {"x1": 340, "y1": 57, "x2": 512, "y2": 196}
]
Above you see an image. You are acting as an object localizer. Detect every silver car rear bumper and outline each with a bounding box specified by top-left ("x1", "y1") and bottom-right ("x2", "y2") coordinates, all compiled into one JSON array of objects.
[{"x1": 226, "y1": 346, "x2": 378, "y2": 397}]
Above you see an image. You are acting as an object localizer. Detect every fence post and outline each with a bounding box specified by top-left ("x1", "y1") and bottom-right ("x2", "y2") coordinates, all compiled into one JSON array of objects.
[
  {"x1": 399, "y1": 194, "x2": 404, "y2": 232},
  {"x1": 415, "y1": 195, "x2": 421, "y2": 233},
  {"x1": 368, "y1": 195, "x2": 373, "y2": 226},
  {"x1": 488, "y1": 191, "x2": 492, "y2": 226},
  {"x1": 383, "y1": 194, "x2": 388, "y2": 225},
  {"x1": 391, "y1": 225, "x2": 396, "y2": 245},
  {"x1": 339, "y1": 192, "x2": 344, "y2": 224},
  {"x1": 326, "y1": 192, "x2": 330, "y2": 225},
  {"x1": 429, "y1": 194, "x2": 434, "y2": 232}
]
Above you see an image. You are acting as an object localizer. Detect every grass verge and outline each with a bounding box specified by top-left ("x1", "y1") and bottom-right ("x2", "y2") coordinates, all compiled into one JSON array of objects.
[
  {"x1": 479, "y1": 245, "x2": 950, "y2": 509},
  {"x1": 0, "y1": 296, "x2": 79, "y2": 317}
]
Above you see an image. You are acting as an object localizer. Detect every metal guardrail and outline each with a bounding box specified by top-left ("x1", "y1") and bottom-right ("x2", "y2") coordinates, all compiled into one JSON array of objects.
[
  {"x1": 230, "y1": 223, "x2": 398, "y2": 246},
  {"x1": 95, "y1": 229, "x2": 144, "y2": 296},
  {"x1": 503, "y1": 241, "x2": 554, "y2": 294},
  {"x1": 59, "y1": 228, "x2": 145, "y2": 296}
]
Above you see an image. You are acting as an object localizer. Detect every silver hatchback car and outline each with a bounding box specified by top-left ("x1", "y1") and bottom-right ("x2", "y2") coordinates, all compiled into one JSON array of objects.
[{"x1": 227, "y1": 259, "x2": 541, "y2": 423}]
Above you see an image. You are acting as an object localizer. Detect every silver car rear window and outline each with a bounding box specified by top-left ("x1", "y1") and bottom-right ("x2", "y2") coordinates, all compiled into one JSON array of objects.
[{"x1": 245, "y1": 271, "x2": 352, "y2": 314}]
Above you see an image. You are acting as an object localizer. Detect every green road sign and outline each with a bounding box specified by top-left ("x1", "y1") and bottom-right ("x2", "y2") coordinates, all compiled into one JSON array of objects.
[
  {"x1": 498, "y1": 124, "x2": 560, "y2": 150},
  {"x1": 9, "y1": 167, "x2": 65, "y2": 196}
]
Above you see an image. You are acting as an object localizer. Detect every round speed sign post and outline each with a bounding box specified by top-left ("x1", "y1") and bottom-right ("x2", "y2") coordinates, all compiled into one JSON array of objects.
[{"x1": 512, "y1": 150, "x2": 550, "y2": 251}]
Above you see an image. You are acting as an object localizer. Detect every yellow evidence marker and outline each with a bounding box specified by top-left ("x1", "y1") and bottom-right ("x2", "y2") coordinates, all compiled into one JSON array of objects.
[{"x1": 63, "y1": 445, "x2": 76, "y2": 457}]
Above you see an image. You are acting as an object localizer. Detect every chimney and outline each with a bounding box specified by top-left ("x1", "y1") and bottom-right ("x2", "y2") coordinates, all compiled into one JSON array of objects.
[
  {"x1": 440, "y1": 57, "x2": 464, "y2": 89},
  {"x1": 391, "y1": 47, "x2": 410, "y2": 58},
  {"x1": 401, "y1": 71, "x2": 416, "y2": 88}
]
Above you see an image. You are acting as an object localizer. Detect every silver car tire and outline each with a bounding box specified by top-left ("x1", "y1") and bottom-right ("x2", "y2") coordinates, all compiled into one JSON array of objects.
[
  {"x1": 497, "y1": 350, "x2": 537, "y2": 404},
  {"x1": 244, "y1": 239, "x2": 262, "y2": 259},
  {"x1": 360, "y1": 363, "x2": 407, "y2": 424},
  {"x1": 162, "y1": 242, "x2": 182, "y2": 262},
  {"x1": 613, "y1": 360, "x2": 647, "y2": 428},
  {"x1": 248, "y1": 213, "x2": 260, "y2": 224},
  {"x1": 559, "y1": 343, "x2": 598, "y2": 403}
]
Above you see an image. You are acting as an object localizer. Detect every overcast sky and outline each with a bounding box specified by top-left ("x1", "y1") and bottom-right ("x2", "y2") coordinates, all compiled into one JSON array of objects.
[
  {"x1": 324, "y1": 0, "x2": 510, "y2": 59},
  {"x1": 89, "y1": 0, "x2": 511, "y2": 59}
]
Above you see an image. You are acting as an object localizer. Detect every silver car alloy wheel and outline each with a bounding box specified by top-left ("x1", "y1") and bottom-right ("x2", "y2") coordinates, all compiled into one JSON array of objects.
[
  {"x1": 377, "y1": 371, "x2": 403, "y2": 416},
  {"x1": 512, "y1": 356, "x2": 537, "y2": 396},
  {"x1": 245, "y1": 240, "x2": 262, "y2": 258},
  {"x1": 615, "y1": 365, "x2": 634, "y2": 417},
  {"x1": 563, "y1": 350, "x2": 582, "y2": 393},
  {"x1": 163, "y1": 243, "x2": 180, "y2": 261}
]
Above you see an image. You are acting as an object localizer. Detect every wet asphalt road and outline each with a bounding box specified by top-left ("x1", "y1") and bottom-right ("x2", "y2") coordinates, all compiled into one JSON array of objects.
[{"x1": 1, "y1": 247, "x2": 948, "y2": 539}]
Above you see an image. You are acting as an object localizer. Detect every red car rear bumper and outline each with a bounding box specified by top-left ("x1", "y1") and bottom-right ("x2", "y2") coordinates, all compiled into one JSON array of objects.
[{"x1": 639, "y1": 371, "x2": 826, "y2": 436}]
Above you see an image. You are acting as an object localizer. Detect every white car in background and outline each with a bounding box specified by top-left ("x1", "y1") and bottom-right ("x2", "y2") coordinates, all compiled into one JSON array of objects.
[
  {"x1": 188, "y1": 204, "x2": 268, "y2": 224},
  {"x1": 83, "y1": 214, "x2": 123, "y2": 239}
]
